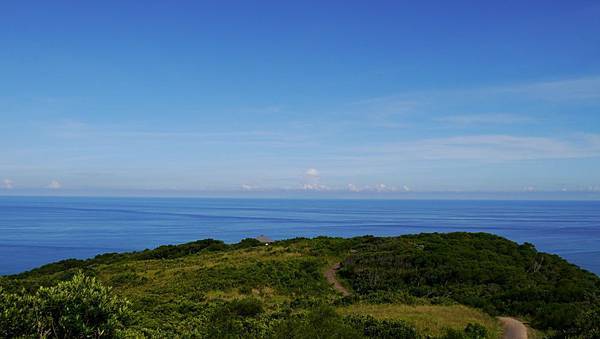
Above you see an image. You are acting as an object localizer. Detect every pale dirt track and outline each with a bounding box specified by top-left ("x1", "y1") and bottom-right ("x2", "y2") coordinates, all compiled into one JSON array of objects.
[
  {"x1": 498, "y1": 317, "x2": 528, "y2": 339},
  {"x1": 324, "y1": 262, "x2": 350, "y2": 296}
]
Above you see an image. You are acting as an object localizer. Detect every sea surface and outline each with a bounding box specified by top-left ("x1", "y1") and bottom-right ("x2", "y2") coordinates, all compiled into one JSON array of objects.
[{"x1": 0, "y1": 196, "x2": 599, "y2": 275}]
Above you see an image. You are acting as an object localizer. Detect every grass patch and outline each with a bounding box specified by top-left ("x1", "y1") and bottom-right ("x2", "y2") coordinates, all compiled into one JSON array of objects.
[{"x1": 338, "y1": 303, "x2": 502, "y2": 338}]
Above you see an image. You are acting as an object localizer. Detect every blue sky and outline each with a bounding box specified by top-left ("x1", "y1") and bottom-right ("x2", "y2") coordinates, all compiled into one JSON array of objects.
[{"x1": 1, "y1": 1, "x2": 600, "y2": 197}]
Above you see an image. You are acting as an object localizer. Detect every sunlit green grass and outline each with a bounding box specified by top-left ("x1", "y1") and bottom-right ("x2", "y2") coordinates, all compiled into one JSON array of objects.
[{"x1": 338, "y1": 303, "x2": 502, "y2": 338}]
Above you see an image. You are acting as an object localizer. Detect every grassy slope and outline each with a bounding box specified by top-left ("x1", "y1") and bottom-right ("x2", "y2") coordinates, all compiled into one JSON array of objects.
[
  {"x1": 338, "y1": 304, "x2": 502, "y2": 338},
  {"x1": 2, "y1": 233, "x2": 598, "y2": 336}
]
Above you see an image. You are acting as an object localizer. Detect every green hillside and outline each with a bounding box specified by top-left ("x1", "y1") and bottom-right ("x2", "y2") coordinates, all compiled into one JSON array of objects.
[{"x1": 1, "y1": 233, "x2": 599, "y2": 338}]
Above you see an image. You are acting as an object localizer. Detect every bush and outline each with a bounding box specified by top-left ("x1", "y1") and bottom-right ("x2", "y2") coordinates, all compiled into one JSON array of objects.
[
  {"x1": 204, "y1": 299, "x2": 270, "y2": 338},
  {"x1": 564, "y1": 304, "x2": 600, "y2": 338},
  {"x1": 235, "y1": 238, "x2": 263, "y2": 249},
  {"x1": 0, "y1": 273, "x2": 131, "y2": 338},
  {"x1": 344, "y1": 314, "x2": 418, "y2": 339},
  {"x1": 464, "y1": 323, "x2": 488, "y2": 339},
  {"x1": 227, "y1": 298, "x2": 265, "y2": 317},
  {"x1": 441, "y1": 324, "x2": 488, "y2": 339},
  {"x1": 135, "y1": 239, "x2": 227, "y2": 260},
  {"x1": 272, "y1": 305, "x2": 362, "y2": 339},
  {"x1": 0, "y1": 288, "x2": 35, "y2": 338}
]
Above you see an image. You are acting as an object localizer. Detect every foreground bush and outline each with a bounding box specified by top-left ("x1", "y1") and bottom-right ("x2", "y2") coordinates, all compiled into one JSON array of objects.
[
  {"x1": 0, "y1": 272, "x2": 131, "y2": 338},
  {"x1": 0, "y1": 288, "x2": 35, "y2": 337}
]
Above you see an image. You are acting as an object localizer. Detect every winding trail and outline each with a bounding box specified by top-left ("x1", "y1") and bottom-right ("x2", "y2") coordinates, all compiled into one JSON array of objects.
[
  {"x1": 498, "y1": 317, "x2": 528, "y2": 339},
  {"x1": 325, "y1": 262, "x2": 350, "y2": 296}
]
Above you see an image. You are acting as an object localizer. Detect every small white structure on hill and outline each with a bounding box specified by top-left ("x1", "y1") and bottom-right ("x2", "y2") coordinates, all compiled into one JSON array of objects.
[{"x1": 255, "y1": 235, "x2": 273, "y2": 245}]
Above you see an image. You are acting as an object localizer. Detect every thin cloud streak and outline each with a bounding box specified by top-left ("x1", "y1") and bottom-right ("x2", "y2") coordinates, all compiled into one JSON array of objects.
[
  {"x1": 345, "y1": 75, "x2": 600, "y2": 128},
  {"x1": 353, "y1": 134, "x2": 600, "y2": 161},
  {"x1": 435, "y1": 113, "x2": 534, "y2": 126},
  {"x1": 356, "y1": 75, "x2": 600, "y2": 105},
  {"x1": 46, "y1": 121, "x2": 314, "y2": 147}
]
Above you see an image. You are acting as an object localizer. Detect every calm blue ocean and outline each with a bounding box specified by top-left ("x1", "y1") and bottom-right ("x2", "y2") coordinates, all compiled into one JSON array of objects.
[{"x1": 0, "y1": 196, "x2": 599, "y2": 276}]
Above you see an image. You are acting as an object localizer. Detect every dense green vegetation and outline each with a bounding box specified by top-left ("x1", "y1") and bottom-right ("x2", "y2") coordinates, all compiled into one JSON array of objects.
[
  {"x1": 1, "y1": 232, "x2": 599, "y2": 338},
  {"x1": 1, "y1": 273, "x2": 131, "y2": 338},
  {"x1": 338, "y1": 233, "x2": 600, "y2": 337}
]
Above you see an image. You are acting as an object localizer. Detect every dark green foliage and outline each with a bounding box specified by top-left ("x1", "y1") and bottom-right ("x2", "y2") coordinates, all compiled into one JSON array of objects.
[
  {"x1": 0, "y1": 272, "x2": 131, "y2": 338},
  {"x1": 464, "y1": 323, "x2": 488, "y2": 339},
  {"x1": 135, "y1": 239, "x2": 228, "y2": 260},
  {"x1": 344, "y1": 314, "x2": 418, "y2": 338},
  {"x1": 440, "y1": 324, "x2": 488, "y2": 339},
  {"x1": 234, "y1": 237, "x2": 264, "y2": 249},
  {"x1": 338, "y1": 232, "x2": 600, "y2": 333},
  {"x1": 272, "y1": 305, "x2": 362, "y2": 339},
  {"x1": 204, "y1": 299, "x2": 270, "y2": 338},
  {"x1": 109, "y1": 271, "x2": 148, "y2": 287},
  {"x1": 224, "y1": 298, "x2": 265, "y2": 317},
  {"x1": 557, "y1": 304, "x2": 600, "y2": 339},
  {"x1": 0, "y1": 288, "x2": 35, "y2": 337}
]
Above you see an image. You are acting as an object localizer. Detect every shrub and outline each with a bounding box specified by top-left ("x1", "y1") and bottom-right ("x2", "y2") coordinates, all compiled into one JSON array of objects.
[
  {"x1": 441, "y1": 324, "x2": 488, "y2": 339},
  {"x1": 135, "y1": 239, "x2": 227, "y2": 260},
  {"x1": 272, "y1": 305, "x2": 362, "y2": 339},
  {"x1": 205, "y1": 299, "x2": 269, "y2": 338},
  {"x1": 235, "y1": 238, "x2": 263, "y2": 249},
  {"x1": 0, "y1": 288, "x2": 35, "y2": 338},
  {"x1": 565, "y1": 305, "x2": 600, "y2": 339},
  {"x1": 226, "y1": 298, "x2": 265, "y2": 317},
  {"x1": 344, "y1": 314, "x2": 418, "y2": 339},
  {"x1": 0, "y1": 273, "x2": 131, "y2": 338},
  {"x1": 34, "y1": 272, "x2": 132, "y2": 338},
  {"x1": 464, "y1": 323, "x2": 488, "y2": 339}
]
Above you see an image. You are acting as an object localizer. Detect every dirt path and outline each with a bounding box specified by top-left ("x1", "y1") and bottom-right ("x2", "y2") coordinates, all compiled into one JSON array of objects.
[
  {"x1": 325, "y1": 262, "x2": 350, "y2": 296},
  {"x1": 498, "y1": 317, "x2": 528, "y2": 339}
]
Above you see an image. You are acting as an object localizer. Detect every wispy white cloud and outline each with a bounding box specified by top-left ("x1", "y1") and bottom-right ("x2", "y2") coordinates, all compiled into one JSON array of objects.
[
  {"x1": 1, "y1": 179, "x2": 13, "y2": 189},
  {"x1": 345, "y1": 75, "x2": 600, "y2": 130},
  {"x1": 354, "y1": 134, "x2": 600, "y2": 161},
  {"x1": 305, "y1": 168, "x2": 320, "y2": 179},
  {"x1": 359, "y1": 75, "x2": 600, "y2": 105},
  {"x1": 302, "y1": 168, "x2": 327, "y2": 190},
  {"x1": 374, "y1": 183, "x2": 390, "y2": 192},
  {"x1": 435, "y1": 113, "x2": 534, "y2": 126},
  {"x1": 500, "y1": 76, "x2": 600, "y2": 101},
  {"x1": 46, "y1": 180, "x2": 62, "y2": 189},
  {"x1": 347, "y1": 183, "x2": 360, "y2": 192},
  {"x1": 302, "y1": 183, "x2": 330, "y2": 191},
  {"x1": 344, "y1": 183, "x2": 411, "y2": 193},
  {"x1": 241, "y1": 184, "x2": 259, "y2": 191},
  {"x1": 46, "y1": 121, "x2": 313, "y2": 148}
]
